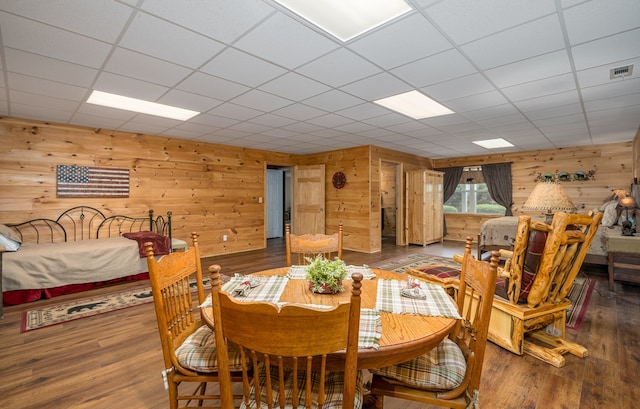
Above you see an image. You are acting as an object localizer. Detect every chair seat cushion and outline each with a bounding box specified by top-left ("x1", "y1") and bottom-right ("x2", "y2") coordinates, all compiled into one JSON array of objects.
[
  {"x1": 370, "y1": 337, "x2": 466, "y2": 391},
  {"x1": 175, "y1": 325, "x2": 243, "y2": 373},
  {"x1": 241, "y1": 362, "x2": 364, "y2": 409}
]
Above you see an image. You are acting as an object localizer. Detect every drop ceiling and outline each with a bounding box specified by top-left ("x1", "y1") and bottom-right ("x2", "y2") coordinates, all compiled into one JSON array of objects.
[{"x1": 0, "y1": 0, "x2": 638, "y2": 159}]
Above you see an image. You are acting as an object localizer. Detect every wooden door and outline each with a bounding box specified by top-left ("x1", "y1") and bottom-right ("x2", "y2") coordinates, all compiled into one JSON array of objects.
[
  {"x1": 291, "y1": 164, "x2": 325, "y2": 234},
  {"x1": 405, "y1": 169, "x2": 444, "y2": 245}
]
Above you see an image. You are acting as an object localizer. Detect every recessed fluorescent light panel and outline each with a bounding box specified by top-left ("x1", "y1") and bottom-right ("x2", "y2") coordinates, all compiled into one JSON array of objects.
[
  {"x1": 87, "y1": 90, "x2": 199, "y2": 121},
  {"x1": 273, "y1": 0, "x2": 412, "y2": 42},
  {"x1": 374, "y1": 90, "x2": 454, "y2": 119},
  {"x1": 472, "y1": 138, "x2": 514, "y2": 149}
]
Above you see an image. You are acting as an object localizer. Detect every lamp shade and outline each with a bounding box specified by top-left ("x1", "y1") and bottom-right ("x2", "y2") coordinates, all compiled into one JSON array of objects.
[
  {"x1": 619, "y1": 196, "x2": 638, "y2": 209},
  {"x1": 523, "y1": 181, "x2": 577, "y2": 214}
]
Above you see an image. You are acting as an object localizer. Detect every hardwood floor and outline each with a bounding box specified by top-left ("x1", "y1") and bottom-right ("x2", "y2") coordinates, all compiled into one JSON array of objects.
[{"x1": 0, "y1": 237, "x2": 638, "y2": 409}]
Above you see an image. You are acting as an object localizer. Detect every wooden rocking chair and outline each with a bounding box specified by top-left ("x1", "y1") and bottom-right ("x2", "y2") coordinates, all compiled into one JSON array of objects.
[
  {"x1": 489, "y1": 211, "x2": 602, "y2": 367},
  {"x1": 408, "y1": 212, "x2": 602, "y2": 367}
]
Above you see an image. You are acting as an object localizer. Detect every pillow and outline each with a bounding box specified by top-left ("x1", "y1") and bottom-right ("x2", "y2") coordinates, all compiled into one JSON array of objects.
[
  {"x1": 600, "y1": 201, "x2": 618, "y2": 226},
  {"x1": 0, "y1": 232, "x2": 21, "y2": 251},
  {"x1": 505, "y1": 229, "x2": 547, "y2": 303},
  {"x1": 0, "y1": 224, "x2": 22, "y2": 243}
]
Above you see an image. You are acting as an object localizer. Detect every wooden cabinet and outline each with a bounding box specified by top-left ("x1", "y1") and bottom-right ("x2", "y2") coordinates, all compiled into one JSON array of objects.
[{"x1": 406, "y1": 169, "x2": 444, "y2": 246}]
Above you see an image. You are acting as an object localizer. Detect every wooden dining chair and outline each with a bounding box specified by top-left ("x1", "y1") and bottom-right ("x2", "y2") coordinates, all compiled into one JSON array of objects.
[
  {"x1": 285, "y1": 223, "x2": 343, "y2": 266},
  {"x1": 144, "y1": 232, "x2": 243, "y2": 409},
  {"x1": 209, "y1": 264, "x2": 364, "y2": 409},
  {"x1": 369, "y1": 242, "x2": 499, "y2": 409}
]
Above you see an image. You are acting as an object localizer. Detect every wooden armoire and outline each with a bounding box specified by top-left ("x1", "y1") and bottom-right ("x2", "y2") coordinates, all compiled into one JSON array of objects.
[{"x1": 405, "y1": 169, "x2": 444, "y2": 246}]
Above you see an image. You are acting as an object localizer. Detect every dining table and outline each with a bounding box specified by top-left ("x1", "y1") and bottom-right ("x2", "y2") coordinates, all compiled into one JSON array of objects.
[{"x1": 200, "y1": 266, "x2": 460, "y2": 370}]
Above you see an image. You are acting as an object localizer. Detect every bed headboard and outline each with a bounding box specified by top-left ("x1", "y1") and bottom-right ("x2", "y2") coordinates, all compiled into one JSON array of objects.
[
  {"x1": 7, "y1": 206, "x2": 172, "y2": 245},
  {"x1": 7, "y1": 218, "x2": 67, "y2": 243},
  {"x1": 56, "y1": 206, "x2": 107, "y2": 241},
  {"x1": 97, "y1": 211, "x2": 155, "y2": 239}
]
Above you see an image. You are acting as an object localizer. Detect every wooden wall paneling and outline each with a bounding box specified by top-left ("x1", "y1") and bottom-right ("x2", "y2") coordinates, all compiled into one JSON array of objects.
[{"x1": 434, "y1": 142, "x2": 634, "y2": 241}]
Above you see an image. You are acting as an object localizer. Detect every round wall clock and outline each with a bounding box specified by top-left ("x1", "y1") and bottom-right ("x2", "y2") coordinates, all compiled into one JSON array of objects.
[{"x1": 332, "y1": 171, "x2": 346, "y2": 189}]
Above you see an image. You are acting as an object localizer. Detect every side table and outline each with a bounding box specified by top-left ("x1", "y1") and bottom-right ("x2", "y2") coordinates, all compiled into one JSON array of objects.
[{"x1": 606, "y1": 233, "x2": 640, "y2": 290}]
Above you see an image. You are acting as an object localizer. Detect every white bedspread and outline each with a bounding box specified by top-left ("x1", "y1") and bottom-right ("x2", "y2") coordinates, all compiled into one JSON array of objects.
[
  {"x1": 2, "y1": 237, "x2": 146, "y2": 291},
  {"x1": 479, "y1": 216, "x2": 617, "y2": 258}
]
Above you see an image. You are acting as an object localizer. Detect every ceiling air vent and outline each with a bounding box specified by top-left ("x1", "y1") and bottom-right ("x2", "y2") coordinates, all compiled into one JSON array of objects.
[{"x1": 610, "y1": 64, "x2": 633, "y2": 79}]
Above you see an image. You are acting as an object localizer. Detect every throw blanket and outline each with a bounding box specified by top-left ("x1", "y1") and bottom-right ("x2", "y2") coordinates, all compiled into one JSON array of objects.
[{"x1": 122, "y1": 231, "x2": 171, "y2": 257}]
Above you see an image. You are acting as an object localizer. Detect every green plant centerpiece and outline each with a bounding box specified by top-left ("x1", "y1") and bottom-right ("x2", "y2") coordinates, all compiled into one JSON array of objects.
[{"x1": 305, "y1": 254, "x2": 348, "y2": 294}]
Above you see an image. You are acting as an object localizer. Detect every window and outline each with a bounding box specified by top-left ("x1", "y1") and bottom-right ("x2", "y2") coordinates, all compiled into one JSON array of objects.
[{"x1": 444, "y1": 167, "x2": 506, "y2": 214}]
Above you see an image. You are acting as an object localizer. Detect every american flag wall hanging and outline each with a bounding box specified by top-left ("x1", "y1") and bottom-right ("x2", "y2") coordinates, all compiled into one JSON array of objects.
[{"x1": 56, "y1": 165, "x2": 129, "y2": 198}]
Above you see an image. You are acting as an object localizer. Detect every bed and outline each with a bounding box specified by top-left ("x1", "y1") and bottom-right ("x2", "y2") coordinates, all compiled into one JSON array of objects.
[
  {"x1": 478, "y1": 212, "x2": 620, "y2": 265},
  {"x1": 1, "y1": 206, "x2": 175, "y2": 305}
]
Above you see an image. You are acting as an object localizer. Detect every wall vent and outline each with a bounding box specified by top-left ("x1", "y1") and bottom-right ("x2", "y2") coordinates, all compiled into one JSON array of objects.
[{"x1": 610, "y1": 64, "x2": 633, "y2": 79}]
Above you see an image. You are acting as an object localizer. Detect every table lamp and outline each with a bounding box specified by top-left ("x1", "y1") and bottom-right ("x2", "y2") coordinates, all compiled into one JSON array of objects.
[
  {"x1": 619, "y1": 195, "x2": 637, "y2": 236},
  {"x1": 522, "y1": 181, "x2": 577, "y2": 223}
]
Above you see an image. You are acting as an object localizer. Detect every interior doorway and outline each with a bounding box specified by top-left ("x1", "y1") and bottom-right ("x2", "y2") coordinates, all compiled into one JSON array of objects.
[
  {"x1": 381, "y1": 161, "x2": 402, "y2": 246},
  {"x1": 266, "y1": 166, "x2": 291, "y2": 239}
]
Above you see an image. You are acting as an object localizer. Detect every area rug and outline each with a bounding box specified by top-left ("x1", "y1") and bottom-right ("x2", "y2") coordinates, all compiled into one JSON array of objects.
[
  {"x1": 372, "y1": 253, "x2": 460, "y2": 273},
  {"x1": 21, "y1": 279, "x2": 211, "y2": 332}
]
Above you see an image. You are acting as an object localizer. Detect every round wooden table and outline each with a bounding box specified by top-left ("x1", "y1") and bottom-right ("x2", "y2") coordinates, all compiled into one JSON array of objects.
[{"x1": 201, "y1": 267, "x2": 457, "y2": 370}]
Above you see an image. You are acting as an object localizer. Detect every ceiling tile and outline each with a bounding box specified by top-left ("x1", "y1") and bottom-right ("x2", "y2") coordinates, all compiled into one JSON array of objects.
[
  {"x1": 201, "y1": 48, "x2": 287, "y2": 87},
  {"x1": 105, "y1": 47, "x2": 193, "y2": 87},
  {"x1": 120, "y1": 12, "x2": 225, "y2": 68},
  {"x1": 0, "y1": 0, "x2": 132, "y2": 42},
  {"x1": 425, "y1": 0, "x2": 556, "y2": 45},
  {"x1": 563, "y1": 0, "x2": 640, "y2": 45},
  {"x1": 485, "y1": 50, "x2": 572, "y2": 88},
  {"x1": 571, "y1": 28, "x2": 640, "y2": 70},
  {"x1": 4, "y1": 48, "x2": 97, "y2": 87},
  {"x1": 259, "y1": 72, "x2": 331, "y2": 101},
  {"x1": 139, "y1": 0, "x2": 275, "y2": 44},
  {"x1": 233, "y1": 12, "x2": 338, "y2": 69},
  {"x1": 231, "y1": 89, "x2": 292, "y2": 111},
  {"x1": 297, "y1": 48, "x2": 382, "y2": 87},
  {"x1": 391, "y1": 48, "x2": 477, "y2": 88},
  {"x1": 444, "y1": 90, "x2": 509, "y2": 112},
  {"x1": 0, "y1": 12, "x2": 112, "y2": 68},
  {"x1": 501, "y1": 73, "x2": 576, "y2": 102},
  {"x1": 423, "y1": 73, "x2": 496, "y2": 102},
  {"x1": 461, "y1": 14, "x2": 564, "y2": 69},
  {"x1": 176, "y1": 72, "x2": 250, "y2": 101},
  {"x1": 348, "y1": 13, "x2": 451, "y2": 69},
  {"x1": 302, "y1": 90, "x2": 364, "y2": 111}
]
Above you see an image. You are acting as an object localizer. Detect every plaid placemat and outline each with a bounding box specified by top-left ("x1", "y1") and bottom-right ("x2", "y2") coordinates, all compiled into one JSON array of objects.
[
  {"x1": 358, "y1": 308, "x2": 382, "y2": 349},
  {"x1": 222, "y1": 275, "x2": 288, "y2": 303},
  {"x1": 286, "y1": 265, "x2": 376, "y2": 280},
  {"x1": 375, "y1": 279, "x2": 461, "y2": 318}
]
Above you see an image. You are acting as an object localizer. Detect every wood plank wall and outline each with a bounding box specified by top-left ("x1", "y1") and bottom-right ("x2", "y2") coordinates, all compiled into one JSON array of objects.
[
  {"x1": 0, "y1": 117, "x2": 433, "y2": 256},
  {"x1": 0, "y1": 117, "x2": 297, "y2": 257},
  {"x1": 433, "y1": 142, "x2": 634, "y2": 241},
  {"x1": 299, "y1": 145, "x2": 433, "y2": 253}
]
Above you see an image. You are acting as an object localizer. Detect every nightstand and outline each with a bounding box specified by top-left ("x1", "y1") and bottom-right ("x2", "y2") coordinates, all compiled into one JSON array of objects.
[{"x1": 606, "y1": 232, "x2": 640, "y2": 290}]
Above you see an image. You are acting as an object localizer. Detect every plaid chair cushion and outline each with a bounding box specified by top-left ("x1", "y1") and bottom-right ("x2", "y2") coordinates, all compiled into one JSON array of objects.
[
  {"x1": 241, "y1": 362, "x2": 364, "y2": 409},
  {"x1": 175, "y1": 325, "x2": 243, "y2": 373},
  {"x1": 370, "y1": 337, "x2": 466, "y2": 391}
]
